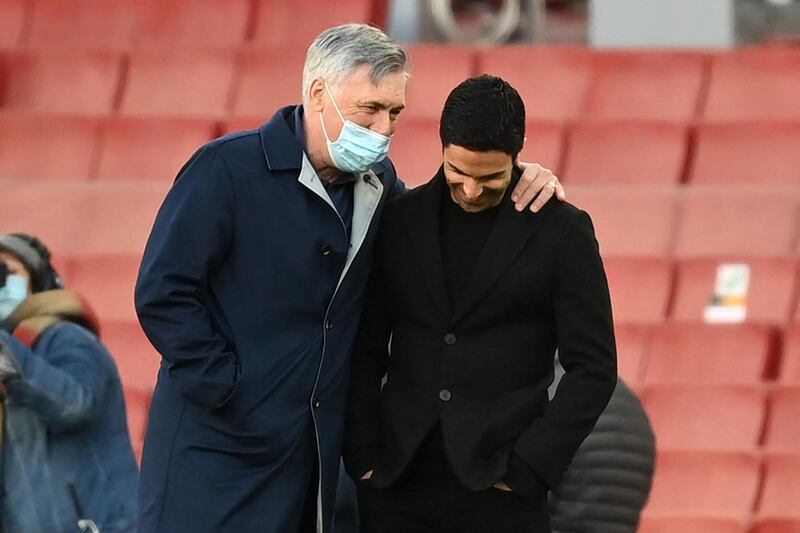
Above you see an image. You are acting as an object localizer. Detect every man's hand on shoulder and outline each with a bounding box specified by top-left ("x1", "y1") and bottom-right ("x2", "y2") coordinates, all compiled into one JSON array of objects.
[{"x1": 512, "y1": 162, "x2": 566, "y2": 213}]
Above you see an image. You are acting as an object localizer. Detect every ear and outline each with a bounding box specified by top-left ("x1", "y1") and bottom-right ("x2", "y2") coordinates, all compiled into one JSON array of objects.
[{"x1": 308, "y1": 79, "x2": 326, "y2": 113}]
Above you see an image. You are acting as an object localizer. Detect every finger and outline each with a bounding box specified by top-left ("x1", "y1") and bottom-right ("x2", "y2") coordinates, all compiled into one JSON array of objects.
[
  {"x1": 555, "y1": 182, "x2": 566, "y2": 201},
  {"x1": 529, "y1": 181, "x2": 556, "y2": 213},
  {"x1": 514, "y1": 168, "x2": 550, "y2": 212},
  {"x1": 510, "y1": 164, "x2": 539, "y2": 207}
]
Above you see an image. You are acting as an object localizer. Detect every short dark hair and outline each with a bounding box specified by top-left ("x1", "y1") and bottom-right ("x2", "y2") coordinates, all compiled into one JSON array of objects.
[{"x1": 439, "y1": 75, "x2": 525, "y2": 158}]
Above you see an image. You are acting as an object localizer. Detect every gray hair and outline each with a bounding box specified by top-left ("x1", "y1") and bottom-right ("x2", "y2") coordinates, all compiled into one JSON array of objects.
[{"x1": 302, "y1": 23, "x2": 408, "y2": 105}]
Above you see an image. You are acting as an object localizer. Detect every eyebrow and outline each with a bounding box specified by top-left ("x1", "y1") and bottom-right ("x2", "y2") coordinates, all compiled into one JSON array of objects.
[
  {"x1": 447, "y1": 162, "x2": 506, "y2": 181},
  {"x1": 358, "y1": 100, "x2": 405, "y2": 113}
]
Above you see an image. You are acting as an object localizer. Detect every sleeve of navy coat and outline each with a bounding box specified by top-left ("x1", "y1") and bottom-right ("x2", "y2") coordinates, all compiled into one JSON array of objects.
[
  {"x1": 343, "y1": 219, "x2": 393, "y2": 480},
  {"x1": 135, "y1": 145, "x2": 239, "y2": 410},
  {"x1": 512, "y1": 209, "x2": 617, "y2": 490},
  {"x1": 0, "y1": 325, "x2": 109, "y2": 431}
]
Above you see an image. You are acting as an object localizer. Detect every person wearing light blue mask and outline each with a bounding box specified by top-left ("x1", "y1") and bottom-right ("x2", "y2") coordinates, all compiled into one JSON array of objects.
[
  {"x1": 0, "y1": 232, "x2": 139, "y2": 533},
  {"x1": 319, "y1": 82, "x2": 392, "y2": 174}
]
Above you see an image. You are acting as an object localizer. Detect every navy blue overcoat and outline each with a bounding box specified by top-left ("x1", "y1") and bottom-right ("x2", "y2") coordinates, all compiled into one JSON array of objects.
[{"x1": 135, "y1": 106, "x2": 403, "y2": 533}]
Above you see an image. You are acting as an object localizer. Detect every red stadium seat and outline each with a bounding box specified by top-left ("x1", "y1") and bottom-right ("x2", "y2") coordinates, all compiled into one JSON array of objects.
[
  {"x1": 690, "y1": 122, "x2": 800, "y2": 185},
  {"x1": 643, "y1": 323, "x2": 775, "y2": 385},
  {"x1": 671, "y1": 258, "x2": 798, "y2": 325},
  {"x1": 674, "y1": 187, "x2": 800, "y2": 258},
  {"x1": 0, "y1": 181, "x2": 87, "y2": 255},
  {"x1": 566, "y1": 186, "x2": 678, "y2": 257},
  {"x1": 704, "y1": 49, "x2": 800, "y2": 121},
  {"x1": 478, "y1": 46, "x2": 592, "y2": 121},
  {"x1": 781, "y1": 325, "x2": 800, "y2": 384},
  {"x1": 563, "y1": 120, "x2": 688, "y2": 184},
  {"x1": 0, "y1": 0, "x2": 27, "y2": 49},
  {"x1": 26, "y1": 0, "x2": 136, "y2": 50},
  {"x1": 760, "y1": 454, "x2": 800, "y2": 519},
  {"x1": 521, "y1": 121, "x2": 564, "y2": 174},
  {"x1": 69, "y1": 255, "x2": 141, "y2": 323},
  {"x1": 133, "y1": 0, "x2": 251, "y2": 48},
  {"x1": 67, "y1": 182, "x2": 167, "y2": 257},
  {"x1": 584, "y1": 51, "x2": 708, "y2": 121},
  {"x1": 232, "y1": 47, "x2": 307, "y2": 118},
  {"x1": 96, "y1": 118, "x2": 216, "y2": 181},
  {"x1": 388, "y1": 119, "x2": 441, "y2": 188},
  {"x1": 756, "y1": 520, "x2": 800, "y2": 533},
  {"x1": 641, "y1": 384, "x2": 765, "y2": 450},
  {"x1": 0, "y1": 51, "x2": 122, "y2": 114},
  {"x1": 0, "y1": 115, "x2": 100, "y2": 181},
  {"x1": 103, "y1": 320, "x2": 161, "y2": 395},
  {"x1": 604, "y1": 257, "x2": 673, "y2": 324},
  {"x1": 638, "y1": 517, "x2": 748, "y2": 533},
  {"x1": 765, "y1": 386, "x2": 800, "y2": 452},
  {"x1": 0, "y1": 182, "x2": 166, "y2": 259},
  {"x1": 251, "y1": 0, "x2": 373, "y2": 48},
  {"x1": 644, "y1": 450, "x2": 760, "y2": 518},
  {"x1": 615, "y1": 324, "x2": 649, "y2": 385},
  {"x1": 120, "y1": 50, "x2": 236, "y2": 117},
  {"x1": 402, "y1": 45, "x2": 475, "y2": 121}
]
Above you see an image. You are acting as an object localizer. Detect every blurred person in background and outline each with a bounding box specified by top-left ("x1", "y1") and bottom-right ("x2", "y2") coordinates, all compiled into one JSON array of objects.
[
  {"x1": 0, "y1": 233, "x2": 139, "y2": 533},
  {"x1": 548, "y1": 356, "x2": 655, "y2": 533},
  {"x1": 135, "y1": 23, "x2": 564, "y2": 533},
  {"x1": 344, "y1": 75, "x2": 616, "y2": 533}
]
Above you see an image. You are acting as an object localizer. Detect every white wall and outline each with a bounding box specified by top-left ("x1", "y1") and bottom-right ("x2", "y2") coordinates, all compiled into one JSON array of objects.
[{"x1": 590, "y1": 0, "x2": 736, "y2": 48}]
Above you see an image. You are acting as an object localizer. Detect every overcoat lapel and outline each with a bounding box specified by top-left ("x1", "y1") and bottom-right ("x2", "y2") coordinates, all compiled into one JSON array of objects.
[
  {"x1": 402, "y1": 170, "x2": 452, "y2": 319},
  {"x1": 451, "y1": 178, "x2": 537, "y2": 323}
]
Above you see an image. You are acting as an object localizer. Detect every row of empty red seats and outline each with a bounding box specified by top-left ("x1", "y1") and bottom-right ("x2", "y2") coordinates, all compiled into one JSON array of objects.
[
  {"x1": 607, "y1": 257, "x2": 800, "y2": 325},
  {"x1": 640, "y1": 517, "x2": 800, "y2": 533},
  {"x1": 571, "y1": 186, "x2": 800, "y2": 258},
  {"x1": 642, "y1": 452, "x2": 800, "y2": 522},
  {"x1": 616, "y1": 323, "x2": 800, "y2": 385},
  {"x1": 640, "y1": 384, "x2": 800, "y2": 451},
  {"x1": 1, "y1": 47, "x2": 799, "y2": 121},
  {"x1": 4, "y1": 113, "x2": 798, "y2": 185},
  {"x1": 0, "y1": 0, "x2": 387, "y2": 50}
]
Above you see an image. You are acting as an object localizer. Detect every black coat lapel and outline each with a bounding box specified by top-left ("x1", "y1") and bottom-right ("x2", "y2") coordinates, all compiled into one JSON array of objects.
[
  {"x1": 451, "y1": 180, "x2": 537, "y2": 324},
  {"x1": 402, "y1": 169, "x2": 451, "y2": 319}
]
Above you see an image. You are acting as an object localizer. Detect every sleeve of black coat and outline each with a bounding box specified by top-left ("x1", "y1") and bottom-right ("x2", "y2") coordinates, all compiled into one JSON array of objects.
[
  {"x1": 135, "y1": 146, "x2": 239, "y2": 411},
  {"x1": 343, "y1": 220, "x2": 393, "y2": 480},
  {"x1": 512, "y1": 209, "x2": 617, "y2": 490}
]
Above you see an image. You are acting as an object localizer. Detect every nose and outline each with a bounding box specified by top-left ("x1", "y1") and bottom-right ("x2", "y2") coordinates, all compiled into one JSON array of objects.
[
  {"x1": 371, "y1": 111, "x2": 394, "y2": 137},
  {"x1": 461, "y1": 179, "x2": 482, "y2": 200}
]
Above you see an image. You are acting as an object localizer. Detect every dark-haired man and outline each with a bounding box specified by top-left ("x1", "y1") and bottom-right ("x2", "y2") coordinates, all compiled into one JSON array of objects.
[{"x1": 344, "y1": 76, "x2": 617, "y2": 532}]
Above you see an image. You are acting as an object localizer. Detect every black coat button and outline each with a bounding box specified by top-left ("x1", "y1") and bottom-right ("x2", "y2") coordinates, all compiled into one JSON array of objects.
[
  {"x1": 325, "y1": 319, "x2": 334, "y2": 330},
  {"x1": 320, "y1": 244, "x2": 332, "y2": 256},
  {"x1": 313, "y1": 399, "x2": 320, "y2": 408},
  {"x1": 439, "y1": 389, "x2": 452, "y2": 402},
  {"x1": 444, "y1": 333, "x2": 456, "y2": 345}
]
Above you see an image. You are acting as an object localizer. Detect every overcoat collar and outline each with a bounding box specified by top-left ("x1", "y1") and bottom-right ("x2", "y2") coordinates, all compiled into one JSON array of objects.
[{"x1": 403, "y1": 167, "x2": 537, "y2": 324}]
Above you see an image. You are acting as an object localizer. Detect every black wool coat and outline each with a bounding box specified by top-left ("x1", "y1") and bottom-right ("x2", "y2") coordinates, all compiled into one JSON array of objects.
[{"x1": 344, "y1": 169, "x2": 618, "y2": 494}]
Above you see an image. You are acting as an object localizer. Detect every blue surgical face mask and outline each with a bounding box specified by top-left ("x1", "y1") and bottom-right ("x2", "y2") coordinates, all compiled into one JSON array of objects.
[
  {"x1": 319, "y1": 83, "x2": 392, "y2": 174},
  {"x1": 0, "y1": 274, "x2": 28, "y2": 320}
]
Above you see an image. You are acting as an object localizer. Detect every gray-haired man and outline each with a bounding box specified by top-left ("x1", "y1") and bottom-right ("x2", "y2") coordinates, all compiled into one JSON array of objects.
[{"x1": 135, "y1": 23, "x2": 564, "y2": 533}]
